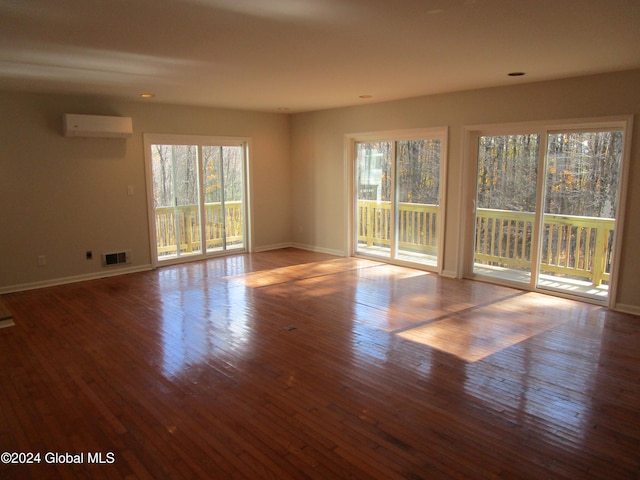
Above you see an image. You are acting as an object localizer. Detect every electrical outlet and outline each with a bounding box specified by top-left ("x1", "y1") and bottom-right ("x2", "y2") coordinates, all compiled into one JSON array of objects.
[
  {"x1": 86, "y1": 251, "x2": 93, "y2": 260},
  {"x1": 37, "y1": 255, "x2": 46, "y2": 266}
]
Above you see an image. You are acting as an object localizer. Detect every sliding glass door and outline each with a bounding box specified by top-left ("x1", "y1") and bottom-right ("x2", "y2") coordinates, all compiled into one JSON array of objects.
[
  {"x1": 353, "y1": 129, "x2": 446, "y2": 270},
  {"x1": 145, "y1": 135, "x2": 249, "y2": 265},
  {"x1": 470, "y1": 121, "x2": 629, "y2": 304}
]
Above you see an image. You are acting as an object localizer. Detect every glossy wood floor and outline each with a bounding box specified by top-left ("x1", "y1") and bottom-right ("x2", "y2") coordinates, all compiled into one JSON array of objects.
[{"x1": 1, "y1": 248, "x2": 639, "y2": 479}]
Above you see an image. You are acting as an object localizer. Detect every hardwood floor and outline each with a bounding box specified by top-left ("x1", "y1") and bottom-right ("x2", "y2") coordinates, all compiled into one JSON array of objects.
[{"x1": 1, "y1": 248, "x2": 639, "y2": 479}]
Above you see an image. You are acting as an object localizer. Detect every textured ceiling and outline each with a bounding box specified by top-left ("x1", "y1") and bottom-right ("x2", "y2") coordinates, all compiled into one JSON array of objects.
[{"x1": 1, "y1": 0, "x2": 639, "y2": 112}]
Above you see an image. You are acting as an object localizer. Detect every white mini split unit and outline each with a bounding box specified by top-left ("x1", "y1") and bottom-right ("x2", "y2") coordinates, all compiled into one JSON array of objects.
[{"x1": 63, "y1": 114, "x2": 133, "y2": 138}]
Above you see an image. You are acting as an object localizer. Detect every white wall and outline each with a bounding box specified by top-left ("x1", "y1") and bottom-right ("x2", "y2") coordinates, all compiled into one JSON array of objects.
[
  {"x1": 290, "y1": 70, "x2": 640, "y2": 313},
  {"x1": 0, "y1": 92, "x2": 291, "y2": 291}
]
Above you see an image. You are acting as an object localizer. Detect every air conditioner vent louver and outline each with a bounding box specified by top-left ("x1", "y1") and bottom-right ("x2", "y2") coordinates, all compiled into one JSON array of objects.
[{"x1": 102, "y1": 251, "x2": 132, "y2": 267}]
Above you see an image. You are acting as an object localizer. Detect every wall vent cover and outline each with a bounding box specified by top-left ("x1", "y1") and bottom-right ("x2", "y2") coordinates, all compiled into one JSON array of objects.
[{"x1": 102, "y1": 250, "x2": 132, "y2": 267}]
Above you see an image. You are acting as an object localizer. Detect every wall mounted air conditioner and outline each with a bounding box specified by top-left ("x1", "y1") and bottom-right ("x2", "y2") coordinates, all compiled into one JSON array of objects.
[{"x1": 63, "y1": 114, "x2": 133, "y2": 138}]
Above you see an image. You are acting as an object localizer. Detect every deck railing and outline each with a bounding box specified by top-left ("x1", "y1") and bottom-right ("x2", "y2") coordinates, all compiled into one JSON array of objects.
[
  {"x1": 357, "y1": 201, "x2": 615, "y2": 286},
  {"x1": 155, "y1": 201, "x2": 243, "y2": 257},
  {"x1": 357, "y1": 200, "x2": 439, "y2": 254},
  {"x1": 476, "y1": 208, "x2": 614, "y2": 286}
]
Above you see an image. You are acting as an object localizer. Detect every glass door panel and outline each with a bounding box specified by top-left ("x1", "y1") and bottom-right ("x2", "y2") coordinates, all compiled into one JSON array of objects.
[
  {"x1": 396, "y1": 139, "x2": 441, "y2": 266},
  {"x1": 151, "y1": 145, "x2": 176, "y2": 260},
  {"x1": 203, "y1": 146, "x2": 224, "y2": 253},
  {"x1": 151, "y1": 144, "x2": 201, "y2": 260},
  {"x1": 203, "y1": 146, "x2": 245, "y2": 253},
  {"x1": 473, "y1": 134, "x2": 540, "y2": 283},
  {"x1": 222, "y1": 146, "x2": 245, "y2": 250},
  {"x1": 174, "y1": 146, "x2": 201, "y2": 257},
  {"x1": 355, "y1": 142, "x2": 392, "y2": 259},
  {"x1": 538, "y1": 130, "x2": 623, "y2": 301}
]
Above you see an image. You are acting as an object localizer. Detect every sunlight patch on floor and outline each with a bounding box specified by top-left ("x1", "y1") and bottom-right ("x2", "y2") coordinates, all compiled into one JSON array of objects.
[
  {"x1": 397, "y1": 293, "x2": 573, "y2": 362},
  {"x1": 227, "y1": 258, "x2": 377, "y2": 288}
]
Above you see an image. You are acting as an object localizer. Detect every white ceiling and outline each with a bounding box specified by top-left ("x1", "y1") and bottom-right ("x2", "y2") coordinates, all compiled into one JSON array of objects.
[{"x1": 1, "y1": 0, "x2": 639, "y2": 113}]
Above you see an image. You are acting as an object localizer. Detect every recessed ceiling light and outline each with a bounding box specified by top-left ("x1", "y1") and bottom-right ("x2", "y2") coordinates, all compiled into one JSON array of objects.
[
  {"x1": 140, "y1": 93, "x2": 155, "y2": 98},
  {"x1": 277, "y1": 107, "x2": 290, "y2": 112},
  {"x1": 508, "y1": 72, "x2": 525, "y2": 77},
  {"x1": 359, "y1": 94, "x2": 373, "y2": 99}
]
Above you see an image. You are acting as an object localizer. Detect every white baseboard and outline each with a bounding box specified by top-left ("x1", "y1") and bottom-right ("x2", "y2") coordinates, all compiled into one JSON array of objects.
[
  {"x1": 290, "y1": 243, "x2": 345, "y2": 257},
  {"x1": 0, "y1": 264, "x2": 153, "y2": 294},
  {"x1": 251, "y1": 243, "x2": 293, "y2": 253},
  {"x1": 613, "y1": 303, "x2": 640, "y2": 317},
  {"x1": 251, "y1": 242, "x2": 345, "y2": 257}
]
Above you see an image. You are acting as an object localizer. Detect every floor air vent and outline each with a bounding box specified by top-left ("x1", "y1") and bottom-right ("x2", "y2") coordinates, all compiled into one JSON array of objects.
[{"x1": 102, "y1": 250, "x2": 132, "y2": 267}]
